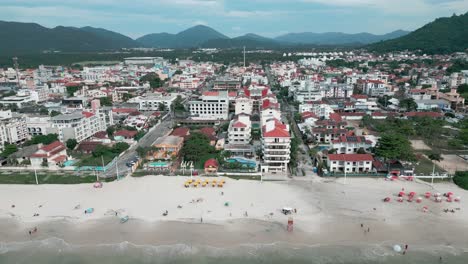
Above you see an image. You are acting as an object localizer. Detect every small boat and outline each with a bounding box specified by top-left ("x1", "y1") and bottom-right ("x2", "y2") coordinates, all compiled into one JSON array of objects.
[{"x1": 120, "y1": 215, "x2": 129, "y2": 223}]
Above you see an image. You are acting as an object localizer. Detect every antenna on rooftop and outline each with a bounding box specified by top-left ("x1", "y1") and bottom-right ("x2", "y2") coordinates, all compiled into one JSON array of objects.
[
  {"x1": 12, "y1": 57, "x2": 21, "y2": 89},
  {"x1": 243, "y1": 46, "x2": 246, "y2": 68}
]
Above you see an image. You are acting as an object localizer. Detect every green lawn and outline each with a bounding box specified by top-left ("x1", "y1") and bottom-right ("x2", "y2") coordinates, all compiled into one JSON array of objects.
[
  {"x1": 413, "y1": 155, "x2": 446, "y2": 175},
  {"x1": 0, "y1": 171, "x2": 115, "y2": 184}
]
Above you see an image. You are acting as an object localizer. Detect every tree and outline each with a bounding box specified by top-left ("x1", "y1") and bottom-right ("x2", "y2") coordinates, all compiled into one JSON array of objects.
[
  {"x1": 122, "y1": 93, "x2": 133, "y2": 102},
  {"x1": 171, "y1": 95, "x2": 185, "y2": 113},
  {"x1": 375, "y1": 133, "x2": 415, "y2": 162},
  {"x1": 399, "y1": 98, "x2": 418, "y2": 111},
  {"x1": 428, "y1": 152, "x2": 443, "y2": 162},
  {"x1": 174, "y1": 69, "x2": 183, "y2": 75},
  {"x1": 106, "y1": 127, "x2": 115, "y2": 138},
  {"x1": 457, "y1": 83, "x2": 468, "y2": 94},
  {"x1": 66, "y1": 138, "x2": 78, "y2": 150},
  {"x1": 158, "y1": 102, "x2": 167, "y2": 111},
  {"x1": 181, "y1": 132, "x2": 215, "y2": 163},
  {"x1": 50, "y1": 110, "x2": 61, "y2": 117},
  {"x1": 357, "y1": 148, "x2": 367, "y2": 154},
  {"x1": 66, "y1": 86, "x2": 80, "y2": 97},
  {"x1": 25, "y1": 134, "x2": 59, "y2": 146},
  {"x1": 1, "y1": 144, "x2": 18, "y2": 158},
  {"x1": 140, "y1": 73, "x2": 164, "y2": 88},
  {"x1": 39, "y1": 108, "x2": 49, "y2": 115},
  {"x1": 99, "y1": 97, "x2": 113, "y2": 106},
  {"x1": 112, "y1": 142, "x2": 130, "y2": 154},
  {"x1": 134, "y1": 131, "x2": 146, "y2": 141}
]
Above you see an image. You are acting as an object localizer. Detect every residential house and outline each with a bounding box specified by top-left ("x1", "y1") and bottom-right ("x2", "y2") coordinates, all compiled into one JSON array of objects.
[
  {"x1": 152, "y1": 136, "x2": 184, "y2": 160},
  {"x1": 327, "y1": 154, "x2": 373, "y2": 173},
  {"x1": 331, "y1": 136, "x2": 373, "y2": 154},
  {"x1": 30, "y1": 141, "x2": 68, "y2": 168}
]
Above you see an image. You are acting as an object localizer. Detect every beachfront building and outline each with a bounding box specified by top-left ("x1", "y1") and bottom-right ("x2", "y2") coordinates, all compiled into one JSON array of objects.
[
  {"x1": 235, "y1": 95, "x2": 253, "y2": 115},
  {"x1": 138, "y1": 93, "x2": 178, "y2": 111},
  {"x1": 51, "y1": 111, "x2": 107, "y2": 143},
  {"x1": 327, "y1": 154, "x2": 373, "y2": 173},
  {"x1": 152, "y1": 136, "x2": 184, "y2": 160},
  {"x1": 0, "y1": 110, "x2": 28, "y2": 149},
  {"x1": 261, "y1": 119, "x2": 291, "y2": 173},
  {"x1": 228, "y1": 114, "x2": 251, "y2": 145},
  {"x1": 189, "y1": 91, "x2": 229, "y2": 120},
  {"x1": 331, "y1": 136, "x2": 373, "y2": 154},
  {"x1": 30, "y1": 141, "x2": 68, "y2": 168}
]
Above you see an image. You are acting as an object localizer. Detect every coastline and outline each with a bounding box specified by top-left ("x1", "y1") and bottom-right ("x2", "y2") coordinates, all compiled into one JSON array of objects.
[{"x1": 1, "y1": 176, "x2": 468, "y2": 258}]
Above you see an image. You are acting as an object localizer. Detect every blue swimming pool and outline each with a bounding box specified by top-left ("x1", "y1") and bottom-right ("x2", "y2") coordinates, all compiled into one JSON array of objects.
[
  {"x1": 226, "y1": 157, "x2": 257, "y2": 168},
  {"x1": 63, "y1": 160, "x2": 77, "y2": 167}
]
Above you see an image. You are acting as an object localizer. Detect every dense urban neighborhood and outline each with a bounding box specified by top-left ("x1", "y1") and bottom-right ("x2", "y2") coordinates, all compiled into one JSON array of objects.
[{"x1": 0, "y1": 49, "x2": 467, "y2": 184}]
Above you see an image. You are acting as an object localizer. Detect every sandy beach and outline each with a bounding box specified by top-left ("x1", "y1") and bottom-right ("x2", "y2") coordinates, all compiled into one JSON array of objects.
[{"x1": 1, "y1": 176, "x2": 468, "y2": 251}]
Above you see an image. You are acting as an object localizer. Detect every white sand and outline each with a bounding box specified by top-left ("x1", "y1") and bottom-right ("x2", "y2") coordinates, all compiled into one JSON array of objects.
[{"x1": 1, "y1": 176, "x2": 468, "y2": 247}]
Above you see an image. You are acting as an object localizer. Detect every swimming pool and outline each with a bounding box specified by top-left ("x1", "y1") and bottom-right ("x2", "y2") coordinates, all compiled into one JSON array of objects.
[
  {"x1": 226, "y1": 157, "x2": 257, "y2": 168},
  {"x1": 63, "y1": 160, "x2": 77, "y2": 167},
  {"x1": 148, "y1": 162, "x2": 168, "y2": 167}
]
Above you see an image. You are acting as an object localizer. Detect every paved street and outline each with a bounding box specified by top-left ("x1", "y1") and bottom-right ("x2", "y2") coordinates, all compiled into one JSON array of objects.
[{"x1": 103, "y1": 118, "x2": 173, "y2": 178}]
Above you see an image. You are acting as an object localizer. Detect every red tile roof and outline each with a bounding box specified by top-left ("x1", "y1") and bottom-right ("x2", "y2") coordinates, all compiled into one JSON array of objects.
[
  {"x1": 41, "y1": 141, "x2": 65, "y2": 152},
  {"x1": 200, "y1": 127, "x2": 216, "y2": 138},
  {"x1": 82, "y1": 111, "x2": 94, "y2": 118},
  {"x1": 405, "y1": 112, "x2": 443, "y2": 118},
  {"x1": 93, "y1": 131, "x2": 108, "y2": 139},
  {"x1": 53, "y1": 155, "x2": 67, "y2": 163},
  {"x1": 301, "y1": 111, "x2": 319, "y2": 120},
  {"x1": 329, "y1": 113, "x2": 343, "y2": 122},
  {"x1": 112, "y1": 108, "x2": 138, "y2": 114},
  {"x1": 171, "y1": 127, "x2": 190, "y2": 137},
  {"x1": 204, "y1": 158, "x2": 219, "y2": 169},
  {"x1": 328, "y1": 154, "x2": 374, "y2": 162},
  {"x1": 114, "y1": 130, "x2": 138, "y2": 138},
  {"x1": 232, "y1": 121, "x2": 247, "y2": 128},
  {"x1": 203, "y1": 91, "x2": 219, "y2": 96}
]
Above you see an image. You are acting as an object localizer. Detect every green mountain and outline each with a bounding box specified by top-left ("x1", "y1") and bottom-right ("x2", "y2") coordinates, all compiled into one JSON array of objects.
[
  {"x1": 80, "y1": 26, "x2": 139, "y2": 48},
  {"x1": 0, "y1": 21, "x2": 140, "y2": 54},
  {"x1": 201, "y1": 33, "x2": 282, "y2": 49},
  {"x1": 369, "y1": 13, "x2": 468, "y2": 53},
  {"x1": 275, "y1": 30, "x2": 409, "y2": 45},
  {"x1": 136, "y1": 25, "x2": 228, "y2": 48}
]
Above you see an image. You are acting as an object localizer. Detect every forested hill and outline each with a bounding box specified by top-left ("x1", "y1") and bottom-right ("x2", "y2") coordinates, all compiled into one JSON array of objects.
[{"x1": 368, "y1": 13, "x2": 468, "y2": 54}]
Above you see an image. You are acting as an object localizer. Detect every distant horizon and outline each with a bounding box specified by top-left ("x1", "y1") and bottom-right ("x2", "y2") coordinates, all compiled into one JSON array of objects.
[
  {"x1": 0, "y1": 0, "x2": 466, "y2": 38},
  {"x1": 1, "y1": 19, "x2": 411, "y2": 40}
]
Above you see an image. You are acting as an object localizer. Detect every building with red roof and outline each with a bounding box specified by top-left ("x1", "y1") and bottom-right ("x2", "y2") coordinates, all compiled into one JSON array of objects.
[
  {"x1": 171, "y1": 127, "x2": 190, "y2": 139},
  {"x1": 114, "y1": 130, "x2": 138, "y2": 139},
  {"x1": 204, "y1": 158, "x2": 219, "y2": 174},
  {"x1": 327, "y1": 154, "x2": 373, "y2": 173},
  {"x1": 331, "y1": 136, "x2": 373, "y2": 154},
  {"x1": 30, "y1": 141, "x2": 67, "y2": 168},
  {"x1": 261, "y1": 119, "x2": 291, "y2": 173}
]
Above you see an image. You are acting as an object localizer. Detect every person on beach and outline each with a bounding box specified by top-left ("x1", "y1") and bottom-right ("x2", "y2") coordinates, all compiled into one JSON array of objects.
[
  {"x1": 200, "y1": 217, "x2": 203, "y2": 223},
  {"x1": 361, "y1": 223, "x2": 363, "y2": 228},
  {"x1": 367, "y1": 227, "x2": 370, "y2": 232}
]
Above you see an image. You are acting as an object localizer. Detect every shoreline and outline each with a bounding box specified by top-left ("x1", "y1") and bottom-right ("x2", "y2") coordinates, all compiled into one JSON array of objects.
[{"x1": 1, "y1": 176, "x2": 468, "y2": 253}]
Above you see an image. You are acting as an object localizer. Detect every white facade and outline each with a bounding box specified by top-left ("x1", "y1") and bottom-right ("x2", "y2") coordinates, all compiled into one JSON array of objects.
[
  {"x1": 327, "y1": 154, "x2": 373, "y2": 173},
  {"x1": 138, "y1": 93, "x2": 178, "y2": 111},
  {"x1": 299, "y1": 103, "x2": 334, "y2": 118},
  {"x1": 0, "y1": 110, "x2": 28, "y2": 149},
  {"x1": 228, "y1": 114, "x2": 251, "y2": 145},
  {"x1": 51, "y1": 111, "x2": 107, "y2": 142},
  {"x1": 26, "y1": 116, "x2": 56, "y2": 136},
  {"x1": 261, "y1": 119, "x2": 291, "y2": 173},
  {"x1": 235, "y1": 96, "x2": 253, "y2": 115},
  {"x1": 189, "y1": 91, "x2": 229, "y2": 120}
]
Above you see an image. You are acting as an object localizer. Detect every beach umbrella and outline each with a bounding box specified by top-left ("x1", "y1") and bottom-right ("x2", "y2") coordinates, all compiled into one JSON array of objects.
[
  {"x1": 422, "y1": 206, "x2": 428, "y2": 213},
  {"x1": 397, "y1": 197, "x2": 404, "y2": 202},
  {"x1": 398, "y1": 191, "x2": 405, "y2": 197},
  {"x1": 416, "y1": 197, "x2": 423, "y2": 203},
  {"x1": 455, "y1": 197, "x2": 461, "y2": 202},
  {"x1": 447, "y1": 192, "x2": 454, "y2": 197},
  {"x1": 409, "y1": 192, "x2": 416, "y2": 197},
  {"x1": 446, "y1": 197, "x2": 452, "y2": 202},
  {"x1": 425, "y1": 192, "x2": 431, "y2": 198},
  {"x1": 393, "y1": 245, "x2": 402, "y2": 252},
  {"x1": 435, "y1": 193, "x2": 441, "y2": 197}
]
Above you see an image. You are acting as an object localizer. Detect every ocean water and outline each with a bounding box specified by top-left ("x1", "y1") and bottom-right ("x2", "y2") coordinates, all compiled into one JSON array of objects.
[{"x1": 1, "y1": 238, "x2": 468, "y2": 264}]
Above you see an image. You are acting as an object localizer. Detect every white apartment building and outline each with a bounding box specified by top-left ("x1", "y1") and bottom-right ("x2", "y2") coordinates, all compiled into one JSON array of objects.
[
  {"x1": 26, "y1": 116, "x2": 57, "y2": 136},
  {"x1": 362, "y1": 80, "x2": 391, "y2": 97},
  {"x1": 235, "y1": 96, "x2": 253, "y2": 115},
  {"x1": 228, "y1": 114, "x2": 251, "y2": 145},
  {"x1": 327, "y1": 154, "x2": 373, "y2": 173},
  {"x1": 189, "y1": 91, "x2": 229, "y2": 120},
  {"x1": 331, "y1": 136, "x2": 373, "y2": 154},
  {"x1": 0, "y1": 110, "x2": 28, "y2": 149},
  {"x1": 138, "y1": 93, "x2": 178, "y2": 111},
  {"x1": 299, "y1": 102, "x2": 334, "y2": 118},
  {"x1": 51, "y1": 111, "x2": 107, "y2": 142},
  {"x1": 261, "y1": 119, "x2": 291, "y2": 173}
]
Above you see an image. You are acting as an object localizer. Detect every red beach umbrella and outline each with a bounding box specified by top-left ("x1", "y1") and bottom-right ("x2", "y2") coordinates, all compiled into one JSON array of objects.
[
  {"x1": 425, "y1": 192, "x2": 431, "y2": 198},
  {"x1": 409, "y1": 192, "x2": 416, "y2": 197},
  {"x1": 399, "y1": 191, "x2": 405, "y2": 197}
]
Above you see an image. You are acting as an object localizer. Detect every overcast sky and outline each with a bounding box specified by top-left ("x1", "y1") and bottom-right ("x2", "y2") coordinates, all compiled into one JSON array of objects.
[{"x1": 0, "y1": 0, "x2": 467, "y2": 38}]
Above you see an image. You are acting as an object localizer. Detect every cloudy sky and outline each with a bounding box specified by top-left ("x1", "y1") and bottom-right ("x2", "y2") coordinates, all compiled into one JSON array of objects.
[{"x1": 0, "y1": 0, "x2": 467, "y2": 38}]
